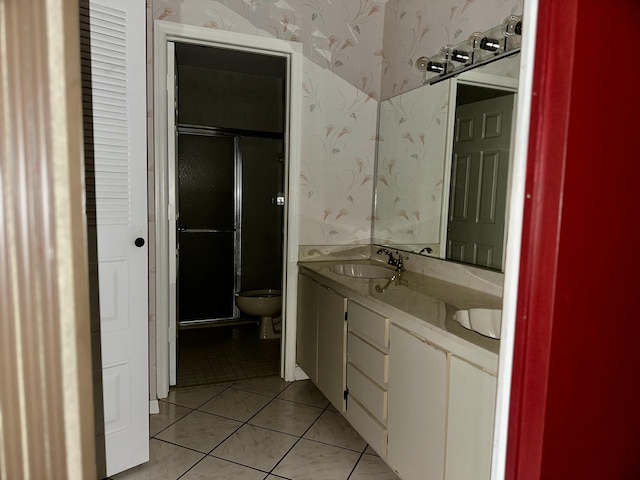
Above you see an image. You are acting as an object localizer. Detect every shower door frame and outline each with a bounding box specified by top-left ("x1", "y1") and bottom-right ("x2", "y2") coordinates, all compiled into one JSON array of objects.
[
  {"x1": 154, "y1": 22, "x2": 304, "y2": 397},
  {"x1": 175, "y1": 127, "x2": 241, "y2": 327},
  {"x1": 175, "y1": 126, "x2": 286, "y2": 328}
]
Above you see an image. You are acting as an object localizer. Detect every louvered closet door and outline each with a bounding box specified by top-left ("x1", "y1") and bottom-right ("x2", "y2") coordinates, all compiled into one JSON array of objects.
[{"x1": 80, "y1": 0, "x2": 149, "y2": 476}]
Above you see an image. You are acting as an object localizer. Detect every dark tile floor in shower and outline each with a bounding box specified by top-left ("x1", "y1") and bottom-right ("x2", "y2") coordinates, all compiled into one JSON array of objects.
[{"x1": 176, "y1": 322, "x2": 280, "y2": 387}]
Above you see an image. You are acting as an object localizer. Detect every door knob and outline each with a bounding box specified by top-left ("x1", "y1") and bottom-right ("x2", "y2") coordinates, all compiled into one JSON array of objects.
[{"x1": 135, "y1": 237, "x2": 145, "y2": 247}]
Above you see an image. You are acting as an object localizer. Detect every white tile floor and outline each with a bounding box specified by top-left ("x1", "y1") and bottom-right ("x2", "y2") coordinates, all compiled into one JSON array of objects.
[{"x1": 112, "y1": 376, "x2": 400, "y2": 480}]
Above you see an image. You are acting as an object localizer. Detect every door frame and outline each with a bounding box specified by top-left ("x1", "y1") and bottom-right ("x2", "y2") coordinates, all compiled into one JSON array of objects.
[{"x1": 153, "y1": 21, "x2": 303, "y2": 398}]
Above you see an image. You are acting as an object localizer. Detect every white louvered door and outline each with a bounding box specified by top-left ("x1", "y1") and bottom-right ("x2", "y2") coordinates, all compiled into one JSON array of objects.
[{"x1": 80, "y1": 0, "x2": 149, "y2": 476}]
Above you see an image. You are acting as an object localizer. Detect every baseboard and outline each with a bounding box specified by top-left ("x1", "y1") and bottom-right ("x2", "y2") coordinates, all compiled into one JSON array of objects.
[{"x1": 294, "y1": 365, "x2": 310, "y2": 381}]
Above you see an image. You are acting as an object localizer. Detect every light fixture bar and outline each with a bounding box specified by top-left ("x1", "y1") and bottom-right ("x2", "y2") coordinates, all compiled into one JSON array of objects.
[
  {"x1": 426, "y1": 47, "x2": 520, "y2": 85},
  {"x1": 415, "y1": 15, "x2": 522, "y2": 85}
]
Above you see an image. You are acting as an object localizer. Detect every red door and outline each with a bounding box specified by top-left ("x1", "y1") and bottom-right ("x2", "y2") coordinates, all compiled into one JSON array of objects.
[{"x1": 507, "y1": 1, "x2": 640, "y2": 478}]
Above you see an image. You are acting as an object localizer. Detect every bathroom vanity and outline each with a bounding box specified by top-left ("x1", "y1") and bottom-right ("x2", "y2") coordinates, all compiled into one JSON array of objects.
[{"x1": 296, "y1": 259, "x2": 501, "y2": 480}]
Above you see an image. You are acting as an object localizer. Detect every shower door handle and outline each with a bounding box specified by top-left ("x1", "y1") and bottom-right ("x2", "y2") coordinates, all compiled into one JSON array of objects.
[{"x1": 178, "y1": 228, "x2": 234, "y2": 233}]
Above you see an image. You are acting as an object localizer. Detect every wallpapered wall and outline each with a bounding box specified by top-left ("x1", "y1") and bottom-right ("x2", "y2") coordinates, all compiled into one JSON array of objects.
[
  {"x1": 146, "y1": 0, "x2": 523, "y2": 249},
  {"x1": 374, "y1": 79, "x2": 450, "y2": 246},
  {"x1": 150, "y1": 0, "x2": 385, "y2": 245}
]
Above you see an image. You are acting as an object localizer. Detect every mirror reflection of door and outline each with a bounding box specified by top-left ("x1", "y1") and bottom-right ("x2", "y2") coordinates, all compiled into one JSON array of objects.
[{"x1": 446, "y1": 85, "x2": 515, "y2": 271}]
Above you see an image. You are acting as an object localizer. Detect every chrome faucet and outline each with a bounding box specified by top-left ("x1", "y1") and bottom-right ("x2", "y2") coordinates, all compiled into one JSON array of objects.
[
  {"x1": 375, "y1": 249, "x2": 407, "y2": 292},
  {"x1": 377, "y1": 248, "x2": 405, "y2": 272}
]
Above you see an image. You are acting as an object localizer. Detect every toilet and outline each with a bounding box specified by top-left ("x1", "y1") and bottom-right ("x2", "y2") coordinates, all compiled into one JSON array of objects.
[{"x1": 235, "y1": 289, "x2": 282, "y2": 340}]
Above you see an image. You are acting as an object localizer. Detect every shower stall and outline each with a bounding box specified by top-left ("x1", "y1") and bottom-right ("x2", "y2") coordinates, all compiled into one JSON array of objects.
[
  {"x1": 173, "y1": 43, "x2": 287, "y2": 328},
  {"x1": 177, "y1": 132, "x2": 284, "y2": 325}
]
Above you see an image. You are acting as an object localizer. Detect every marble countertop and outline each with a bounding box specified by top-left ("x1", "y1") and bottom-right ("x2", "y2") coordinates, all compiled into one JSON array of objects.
[{"x1": 298, "y1": 259, "x2": 502, "y2": 357}]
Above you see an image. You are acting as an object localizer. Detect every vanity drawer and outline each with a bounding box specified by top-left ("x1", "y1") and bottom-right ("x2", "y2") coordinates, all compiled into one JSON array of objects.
[
  {"x1": 347, "y1": 396, "x2": 388, "y2": 458},
  {"x1": 348, "y1": 300, "x2": 389, "y2": 349},
  {"x1": 348, "y1": 332, "x2": 388, "y2": 386},
  {"x1": 347, "y1": 363, "x2": 387, "y2": 424}
]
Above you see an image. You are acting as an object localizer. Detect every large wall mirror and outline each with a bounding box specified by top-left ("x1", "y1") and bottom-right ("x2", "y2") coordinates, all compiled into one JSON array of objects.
[{"x1": 373, "y1": 54, "x2": 520, "y2": 272}]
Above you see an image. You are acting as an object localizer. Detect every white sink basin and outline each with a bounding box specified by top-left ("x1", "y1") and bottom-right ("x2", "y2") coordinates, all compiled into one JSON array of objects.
[
  {"x1": 329, "y1": 264, "x2": 396, "y2": 279},
  {"x1": 452, "y1": 308, "x2": 501, "y2": 339}
]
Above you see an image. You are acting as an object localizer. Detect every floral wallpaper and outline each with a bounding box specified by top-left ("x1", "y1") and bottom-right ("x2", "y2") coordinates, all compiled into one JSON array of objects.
[
  {"x1": 299, "y1": 58, "x2": 378, "y2": 244},
  {"x1": 154, "y1": 0, "x2": 385, "y2": 101},
  {"x1": 381, "y1": 0, "x2": 523, "y2": 100},
  {"x1": 374, "y1": 80, "x2": 450, "y2": 246},
  {"x1": 150, "y1": 0, "x2": 384, "y2": 245}
]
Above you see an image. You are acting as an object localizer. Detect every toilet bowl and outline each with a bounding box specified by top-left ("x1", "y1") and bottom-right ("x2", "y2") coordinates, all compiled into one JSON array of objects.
[{"x1": 235, "y1": 289, "x2": 282, "y2": 340}]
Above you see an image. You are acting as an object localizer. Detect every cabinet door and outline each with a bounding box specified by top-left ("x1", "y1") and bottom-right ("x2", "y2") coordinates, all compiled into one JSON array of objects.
[
  {"x1": 296, "y1": 274, "x2": 319, "y2": 382},
  {"x1": 387, "y1": 325, "x2": 447, "y2": 480},
  {"x1": 317, "y1": 286, "x2": 347, "y2": 411},
  {"x1": 445, "y1": 356, "x2": 497, "y2": 480}
]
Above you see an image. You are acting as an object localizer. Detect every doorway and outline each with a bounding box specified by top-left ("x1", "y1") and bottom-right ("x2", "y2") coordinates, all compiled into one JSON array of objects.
[
  {"x1": 154, "y1": 23, "x2": 304, "y2": 398},
  {"x1": 171, "y1": 43, "x2": 286, "y2": 386}
]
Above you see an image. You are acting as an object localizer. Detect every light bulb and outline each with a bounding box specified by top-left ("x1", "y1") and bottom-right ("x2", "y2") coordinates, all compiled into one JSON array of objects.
[
  {"x1": 439, "y1": 44, "x2": 453, "y2": 59},
  {"x1": 415, "y1": 56, "x2": 429, "y2": 72},
  {"x1": 502, "y1": 15, "x2": 522, "y2": 36},
  {"x1": 467, "y1": 32, "x2": 483, "y2": 50}
]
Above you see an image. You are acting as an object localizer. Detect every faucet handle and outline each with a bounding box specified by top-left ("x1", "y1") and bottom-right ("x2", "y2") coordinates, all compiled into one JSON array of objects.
[
  {"x1": 396, "y1": 252, "x2": 405, "y2": 270},
  {"x1": 377, "y1": 248, "x2": 396, "y2": 265}
]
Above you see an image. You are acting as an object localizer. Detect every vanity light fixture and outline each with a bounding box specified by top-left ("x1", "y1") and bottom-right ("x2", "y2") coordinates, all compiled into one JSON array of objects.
[
  {"x1": 415, "y1": 51, "x2": 453, "y2": 83},
  {"x1": 415, "y1": 56, "x2": 450, "y2": 83},
  {"x1": 415, "y1": 56, "x2": 449, "y2": 73},
  {"x1": 451, "y1": 49, "x2": 471, "y2": 63},
  {"x1": 415, "y1": 14, "x2": 523, "y2": 85},
  {"x1": 427, "y1": 60, "x2": 447, "y2": 73},
  {"x1": 479, "y1": 37, "x2": 501, "y2": 52}
]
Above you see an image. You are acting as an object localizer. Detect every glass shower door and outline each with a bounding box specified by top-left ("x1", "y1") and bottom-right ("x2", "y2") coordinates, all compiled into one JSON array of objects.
[{"x1": 177, "y1": 133, "x2": 237, "y2": 324}]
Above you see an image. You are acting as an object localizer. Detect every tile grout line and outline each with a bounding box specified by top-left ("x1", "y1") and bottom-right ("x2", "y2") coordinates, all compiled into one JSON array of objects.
[
  {"x1": 152, "y1": 383, "x2": 232, "y2": 438},
  {"x1": 154, "y1": 378, "x2": 372, "y2": 480},
  {"x1": 163, "y1": 380, "x2": 288, "y2": 480},
  {"x1": 346, "y1": 446, "x2": 368, "y2": 480},
  {"x1": 264, "y1": 401, "x2": 334, "y2": 477}
]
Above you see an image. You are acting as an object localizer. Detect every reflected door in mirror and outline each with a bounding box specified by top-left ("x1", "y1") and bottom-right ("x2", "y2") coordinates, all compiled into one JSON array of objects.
[{"x1": 447, "y1": 90, "x2": 514, "y2": 271}]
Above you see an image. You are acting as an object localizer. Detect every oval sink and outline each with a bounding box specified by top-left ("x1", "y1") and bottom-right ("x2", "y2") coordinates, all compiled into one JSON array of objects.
[
  {"x1": 452, "y1": 308, "x2": 501, "y2": 339},
  {"x1": 330, "y1": 264, "x2": 396, "y2": 279}
]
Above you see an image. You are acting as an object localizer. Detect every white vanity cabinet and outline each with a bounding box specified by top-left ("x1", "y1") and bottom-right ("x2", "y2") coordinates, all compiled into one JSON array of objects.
[
  {"x1": 316, "y1": 282, "x2": 348, "y2": 412},
  {"x1": 295, "y1": 265, "x2": 499, "y2": 480},
  {"x1": 296, "y1": 274, "x2": 319, "y2": 382},
  {"x1": 387, "y1": 324, "x2": 448, "y2": 480},
  {"x1": 296, "y1": 273, "x2": 348, "y2": 412},
  {"x1": 344, "y1": 300, "x2": 390, "y2": 456},
  {"x1": 445, "y1": 355, "x2": 497, "y2": 480}
]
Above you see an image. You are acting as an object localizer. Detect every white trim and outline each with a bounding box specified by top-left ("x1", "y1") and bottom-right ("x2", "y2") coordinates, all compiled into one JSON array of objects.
[
  {"x1": 456, "y1": 70, "x2": 519, "y2": 91},
  {"x1": 166, "y1": 40, "x2": 177, "y2": 387},
  {"x1": 149, "y1": 400, "x2": 160, "y2": 415},
  {"x1": 154, "y1": 21, "x2": 303, "y2": 398},
  {"x1": 294, "y1": 365, "x2": 310, "y2": 381},
  {"x1": 491, "y1": 1, "x2": 539, "y2": 479}
]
